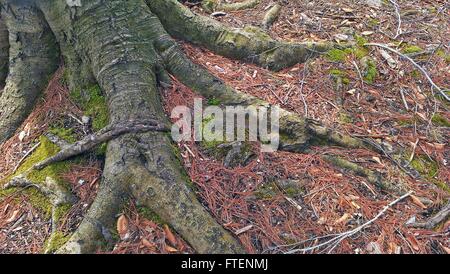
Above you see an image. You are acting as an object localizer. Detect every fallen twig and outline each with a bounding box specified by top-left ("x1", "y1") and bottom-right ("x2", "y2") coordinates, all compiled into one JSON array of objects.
[
  {"x1": 285, "y1": 191, "x2": 413, "y2": 254},
  {"x1": 365, "y1": 43, "x2": 450, "y2": 101},
  {"x1": 12, "y1": 142, "x2": 40, "y2": 173},
  {"x1": 407, "y1": 201, "x2": 450, "y2": 229},
  {"x1": 388, "y1": 0, "x2": 402, "y2": 38}
]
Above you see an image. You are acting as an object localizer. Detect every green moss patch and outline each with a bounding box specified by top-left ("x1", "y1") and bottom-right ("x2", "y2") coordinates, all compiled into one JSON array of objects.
[
  {"x1": 360, "y1": 57, "x2": 377, "y2": 83},
  {"x1": 70, "y1": 85, "x2": 109, "y2": 131},
  {"x1": 44, "y1": 232, "x2": 70, "y2": 253},
  {"x1": 48, "y1": 127, "x2": 77, "y2": 143},
  {"x1": 402, "y1": 45, "x2": 423, "y2": 55},
  {"x1": 1, "y1": 136, "x2": 71, "y2": 218},
  {"x1": 410, "y1": 155, "x2": 438, "y2": 179},
  {"x1": 138, "y1": 206, "x2": 164, "y2": 225},
  {"x1": 54, "y1": 203, "x2": 72, "y2": 222},
  {"x1": 436, "y1": 49, "x2": 450, "y2": 64},
  {"x1": 12, "y1": 136, "x2": 70, "y2": 184},
  {"x1": 339, "y1": 112, "x2": 354, "y2": 124},
  {"x1": 431, "y1": 113, "x2": 450, "y2": 127},
  {"x1": 326, "y1": 49, "x2": 348, "y2": 62}
]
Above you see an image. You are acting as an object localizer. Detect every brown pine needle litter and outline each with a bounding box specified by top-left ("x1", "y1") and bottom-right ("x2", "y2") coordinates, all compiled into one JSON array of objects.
[{"x1": 1, "y1": 0, "x2": 449, "y2": 254}]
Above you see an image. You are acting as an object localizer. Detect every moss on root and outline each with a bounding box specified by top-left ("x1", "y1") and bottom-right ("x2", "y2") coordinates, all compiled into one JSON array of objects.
[
  {"x1": 70, "y1": 85, "x2": 109, "y2": 131},
  {"x1": 326, "y1": 49, "x2": 348, "y2": 62},
  {"x1": 54, "y1": 203, "x2": 72, "y2": 222},
  {"x1": 44, "y1": 231, "x2": 71, "y2": 253},
  {"x1": 1, "y1": 136, "x2": 71, "y2": 218},
  {"x1": 138, "y1": 206, "x2": 164, "y2": 225},
  {"x1": 48, "y1": 127, "x2": 77, "y2": 143}
]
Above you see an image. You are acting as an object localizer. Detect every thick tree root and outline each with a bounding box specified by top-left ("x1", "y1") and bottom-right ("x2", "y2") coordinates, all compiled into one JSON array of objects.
[
  {"x1": 262, "y1": 3, "x2": 282, "y2": 29},
  {"x1": 407, "y1": 201, "x2": 450, "y2": 229},
  {"x1": 0, "y1": 3, "x2": 59, "y2": 143},
  {"x1": 321, "y1": 155, "x2": 408, "y2": 195},
  {"x1": 202, "y1": 0, "x2": 261, "y2": 13},
  {"x1": 155, "y1": 36, "x2": 366, "y2": 152},
  {"x1": 37, "y1": 0, "x2": 244, "y2": 254},
  {"x1": 34, "y1": 119, "x2": 169, "y2": 170},
  {"x1": 154, "y1": 36, "x2": 409, "y2": 194},
  {"x1": 0, "y1": 16, "x2": 7, "y2": 87},
  {"x1": 0, "y1": 0, "x2": 417, "y2": 254},
  {"x1": 147, "y1": 0, "x2": 332, "y2": 71}
]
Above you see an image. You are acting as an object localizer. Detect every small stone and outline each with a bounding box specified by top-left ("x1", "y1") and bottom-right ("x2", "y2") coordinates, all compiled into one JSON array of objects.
[
  {"x1": 18, "y1": 131, "x2": 26, "y2": 142},
  {"x1": 81, "y1": 116, "x2": 90, "y2": 124},
  {"x1": 405, "y1": 216, "x2": 416, "y2": 225}
]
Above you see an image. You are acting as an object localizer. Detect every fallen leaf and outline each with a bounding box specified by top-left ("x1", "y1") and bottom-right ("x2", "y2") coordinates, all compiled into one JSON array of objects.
[
  {"x1": 165, "y1": 245, "x2": 178, "y2": 253},
  {"x1": 372, "y1": 156, "x2": 382, "y2": 165},
  {"x1": 406, "y1": 234, "x2": 420, "y2": 251},
  {"x1": 235, "y1": 224, "x2": 253, "y2": 235},
  {"x1": 6, "y1": 210, "x2": 20, "y2": 224},
  {"x1": 334, "y1": 213, "x2": 350, "y2": 225},
  {"x1": 334, "y1": 34, "x2": 349, "y2": 41},
  {"x1": 351, "y1": 201, "x2": 361, "y2": 209},
  {"x1": 117, "y1": 215, "x2": 129, "y2": 239},
  {"x1": 441, "y1": 244, "x2": 450, "y2": 254},
  {"x1": 410, "y1": 195, "x2": 427, "y2": 209},
  {"x1": 141, "y1": 238, "x2": 155, "y2": 250},
  {"x1": 163, "y1": 224, "x2": 178, "y2": 246},
  {"x1": 346, "y1": 89, "x2": 356, "y2": 95},
  {"x1": 361, "y1": 31, "x2": 374, "y2": 36},
  {"x1": 379, "y1": 49, "x2": 397, "y2": 68},
  {"x1": 18, "y1": 131, "x2": 26, "y2": 142},
  {"x1": 317, "y1": 216, "x2": 327, "y2": 225},
  {"x1": 366, "y1": 242, "x2": 382, "y2": 254}
]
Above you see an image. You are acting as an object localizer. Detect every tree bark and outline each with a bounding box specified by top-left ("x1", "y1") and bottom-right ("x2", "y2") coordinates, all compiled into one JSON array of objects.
[
  {"x1": 0, "y1": 15, "x2": 7, "y2": 87},
  {"x1": 0, "y1": 0, "x2": 405, "y2": 254},
  {"x1": 0, "y1": 2, "x2": 59, "y2": 143}
]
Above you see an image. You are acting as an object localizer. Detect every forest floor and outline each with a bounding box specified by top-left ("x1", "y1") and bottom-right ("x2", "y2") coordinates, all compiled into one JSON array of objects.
[{"x1": 0, "y1": 0, "x2": 449, "y2": 254}]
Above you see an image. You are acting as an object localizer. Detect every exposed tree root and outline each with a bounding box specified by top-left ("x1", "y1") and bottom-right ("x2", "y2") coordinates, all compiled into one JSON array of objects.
[
  {"x1": 38, "y1": 0, "x2": 244, "y2": 254},
  {"x1": 0, "y1": 4, "x2": 59, "y2": 143},
  {"x1": 155, "y1": 36, "x2": 366, "y2": 150},
  {"x1": 3, "y1": 174, "x2": 76, "y2": 253},
  {"x1": 0, "y1": 16, "x2": 7, "y2": 87},
  {"x1": 262, "y1": 3, "x2": 282, "y2": 30},
  {"x1": 0, "y1": 0, "x2": 424, "y2": 254},
  {"x1": 147, "y1": 0, "x2": 332, "y2": 71},
  {"x1": 34, "y1": 119, "x2": 169, "y2": 170},
  {"x1": 154, "y1": 35, "x2": 406, "y2": 194},
  {"x1": 202, "y1": 0, "x2": 261, "y2": 13},
  {"x1": 407, "y1": 201, "x2": 450, "y2": 229},
  {"x1": 321, "y1": 155, "x2": 408, "y2": 195}
]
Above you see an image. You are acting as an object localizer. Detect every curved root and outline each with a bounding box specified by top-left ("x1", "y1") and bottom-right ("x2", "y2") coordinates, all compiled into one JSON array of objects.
[
  {"x1": 262, "y1": 3, "x2": 282, "y2": 29},
  {"x1": 0, "y1": 4, "x2": 59, "y2": 143},
  {"x1": 202, "y1": 0, "x2": 261, "y2": 13},
  {"x1": 147, "y1": 0, "x2": 331, "y2": 71}
]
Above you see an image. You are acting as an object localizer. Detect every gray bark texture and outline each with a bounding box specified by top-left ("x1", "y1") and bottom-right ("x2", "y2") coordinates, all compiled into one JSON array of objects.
[{"x1": 0, "y1": 0, "x2": 389, "y2": 254}]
